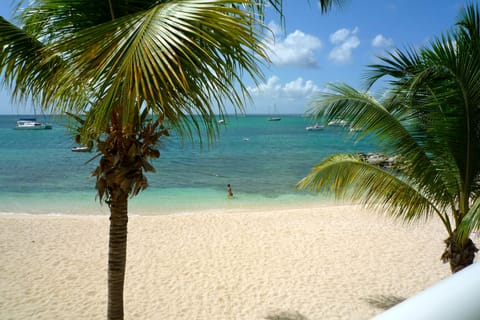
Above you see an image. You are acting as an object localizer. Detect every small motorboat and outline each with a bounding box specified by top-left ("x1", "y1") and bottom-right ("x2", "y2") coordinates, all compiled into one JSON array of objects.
[
  {"x1": 71, "y1": 146, "x2": 92, "y2": 152},
  {"x1": 15, "y1": 118, "x2": 52, "y2": 130},
  {"x1": 306, "y1": 123, "x2": 324, "y2": 131}
]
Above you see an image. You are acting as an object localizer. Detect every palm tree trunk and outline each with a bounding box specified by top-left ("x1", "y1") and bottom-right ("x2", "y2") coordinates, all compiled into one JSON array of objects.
[
  {"x1": 441, "y1": 232, "x2": 478, "y2": 273},
  {"x1": 108, "y1": 190, "x2": 129, "y2": 320}
]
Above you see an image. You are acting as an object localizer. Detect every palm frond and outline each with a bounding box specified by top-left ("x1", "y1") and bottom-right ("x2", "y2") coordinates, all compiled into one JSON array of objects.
[
  {"x1": 42, "y1": 0, "x2": 268, "y2": 142},
  {"x1": 0, "y1": 17, "x2": 50, "y2": 108},
  {"x1": 307, "y1": 83, "x2": 456, "y2": 208},
  {"x1": 457, "y1": 197, "x2": 480, "y2": 239},
  {"x1": 317, "y1": 0, "x2": 344, "y2": 13},
  {"x1": 364, "y1": 47, "x2": 424, "y2": 90},
  {"x1": 296, "y1": 154, "x2": 443, "y2": 224},
  {"x1": 367, "y1": 4, "x2": 480, "y2": 207}
]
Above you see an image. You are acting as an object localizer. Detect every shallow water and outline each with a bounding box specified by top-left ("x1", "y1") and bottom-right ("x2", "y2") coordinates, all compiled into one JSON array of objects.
[{"x1": 0, "y1": 114, "x2": 376, "y2": 215}]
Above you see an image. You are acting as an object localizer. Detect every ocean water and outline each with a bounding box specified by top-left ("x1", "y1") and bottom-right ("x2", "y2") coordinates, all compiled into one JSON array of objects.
[{"x1": 0, "y1": 115, "x2": 377, "y2": 215}]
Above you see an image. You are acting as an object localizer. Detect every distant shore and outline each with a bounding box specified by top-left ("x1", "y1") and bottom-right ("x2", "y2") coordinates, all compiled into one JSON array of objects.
[{"x1": 0, "y1": 203, "x2": 464, "y2": 319}]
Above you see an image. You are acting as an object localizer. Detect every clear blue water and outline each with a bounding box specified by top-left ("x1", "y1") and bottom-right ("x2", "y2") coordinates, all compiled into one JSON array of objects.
[{"x1": 0, "y1": 115, "x2": 377, "y2": 215}]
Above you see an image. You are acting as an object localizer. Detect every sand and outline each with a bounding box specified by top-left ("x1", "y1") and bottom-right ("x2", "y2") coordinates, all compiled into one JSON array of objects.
[{"x1": 0, "y1": 204, "x2": 472, "y2": 320}]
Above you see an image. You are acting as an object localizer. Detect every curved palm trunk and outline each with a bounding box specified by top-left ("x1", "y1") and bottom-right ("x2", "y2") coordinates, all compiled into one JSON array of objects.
[
  {"x1": 442, "y1": 233, "x2": 478, "y2": 273},
  {"x1": 108, "y1": 190, "x2": 129, "y2": 320}
]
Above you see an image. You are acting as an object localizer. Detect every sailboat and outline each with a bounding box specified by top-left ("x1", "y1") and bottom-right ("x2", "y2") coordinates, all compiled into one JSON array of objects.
[{"x1": 267, "y1": 104, "x2": 281, "y2": 121}]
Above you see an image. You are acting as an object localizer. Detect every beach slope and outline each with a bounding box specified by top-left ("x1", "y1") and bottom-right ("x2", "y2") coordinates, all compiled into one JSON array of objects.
[{"x1": 0, "y1": 205, "x2": 455, "y2": 319}]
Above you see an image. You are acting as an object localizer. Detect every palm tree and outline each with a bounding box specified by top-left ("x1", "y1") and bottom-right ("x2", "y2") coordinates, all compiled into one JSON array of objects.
[
  {"x1": 297, "y1": 3, "x2": 480, "y2": 274},
  {"x1": 1, "y1": 1, "x2": 272, "y2": 319},
  {"x1": 0, "y1": 0, "x2": 343, "y2": 318}
]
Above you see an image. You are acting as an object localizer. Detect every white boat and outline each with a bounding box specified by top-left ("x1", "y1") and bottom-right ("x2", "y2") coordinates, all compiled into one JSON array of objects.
[
  {"x1": 327, "y1": 119, "x2": 348, "y2": 127},
  {"x1": 268, "y1": 117, "x2": 281, "y2": 121},
  {"x1": 71, "y1": 146, "x2": 92, "y2": 152},
  {"x1": 15, "y1": 118, "x2": 52, "y2": 130},
  {"x1": 218, "y1": 119, "x2": 225, "y2": 124},
  {"x1": 306, "y1": 123, "x2": 324, "y2": 131},
  {"x1": 349, "y1": 126, "x2": 361, "y2": 132}
]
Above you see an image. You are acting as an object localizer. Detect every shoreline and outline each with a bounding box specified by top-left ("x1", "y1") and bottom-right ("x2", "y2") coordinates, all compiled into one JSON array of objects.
[
  {"x1": 0, "y1": 203, "x2": 466, "y2": 319},
  {"x1": 0, "y1": 189, "x2": 337, "y2": 216}
]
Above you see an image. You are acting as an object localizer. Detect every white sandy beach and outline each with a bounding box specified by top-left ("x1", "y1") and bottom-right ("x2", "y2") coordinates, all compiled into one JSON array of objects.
[{"x1": 0, "y1": 204, "x2": 471, "y2": 320}]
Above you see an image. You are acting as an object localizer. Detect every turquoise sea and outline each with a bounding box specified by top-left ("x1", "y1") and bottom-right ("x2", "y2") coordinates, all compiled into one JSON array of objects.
[{"x1": 0, "y1": 114, "x2": 377, "y2": 215}]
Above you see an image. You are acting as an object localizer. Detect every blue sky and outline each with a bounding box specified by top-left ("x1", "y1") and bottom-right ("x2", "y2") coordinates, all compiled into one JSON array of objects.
[{"x1": 0, "y1": 0, "x2": 467, "y2": 115}]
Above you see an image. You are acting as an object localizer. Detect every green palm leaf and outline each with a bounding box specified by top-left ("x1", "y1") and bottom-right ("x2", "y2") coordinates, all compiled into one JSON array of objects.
[
  {"x1": 40, "y1": 1, "x2": 268, "y2": 141},
  {"x1": 297, "y1": 154, "x2": 446, "y2": 224},
  {"x1": 0, "y1": 17, "x2": 60, "y2": 108},
  {"x1": 458, "y1": 197, "x2": 480, "y2": 239},
  {"x1": 307, "y1": 83, "x2": 455, "y2": 210}
]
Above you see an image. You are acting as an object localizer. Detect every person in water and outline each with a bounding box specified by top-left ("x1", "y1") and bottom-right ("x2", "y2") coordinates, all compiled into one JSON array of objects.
[{"x1": 227, "y1": 184, "x2": 233, "y2": 198}]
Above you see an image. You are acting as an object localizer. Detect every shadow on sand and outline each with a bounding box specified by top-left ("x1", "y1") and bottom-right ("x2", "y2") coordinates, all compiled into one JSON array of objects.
[
  {"x1": 362, "y1": 294, "x2": 406, "y2": 310},
  {"x1": 263, "y1": 294, "x2": 405, "y2": 320},
  {"x1": 265, "y1": 310, "x2": 310, "y2": 320}
]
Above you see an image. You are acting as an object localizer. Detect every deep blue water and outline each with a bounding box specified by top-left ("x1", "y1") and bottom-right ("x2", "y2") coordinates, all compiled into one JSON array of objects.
[{"x1": 0, "y1": 115, "x2": 377, "y2": 214}]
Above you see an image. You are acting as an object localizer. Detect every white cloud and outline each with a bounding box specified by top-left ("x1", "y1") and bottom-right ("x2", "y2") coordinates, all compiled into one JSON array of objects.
[
  {"x1": 264, "y1": 22, "x2": 322, "y2": 68},
  {"x1": 328, "y1": 27, "x2": 360, "y2": 64},
  {"x1": 283, "y1": 78, "x2": 320, "y2": 97},
  {"x1": 330, "y1": 28, "x2": 352, "y2": 43},
  {"x1": 248, "y1": 76, "x2": 320, "y2": 99},
  {"x1": 245, "y1": 76, "x2": 322, "y2": 114},
  {"x1": 267, "y1": 21, "x2": 283, "y2": 36},
  {"x1": 372, "y1": 34, "x2": 393, "y2": 48},
  {"x1": 248, "y1": 76, "x2": 283, "y2": 98}
]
